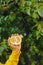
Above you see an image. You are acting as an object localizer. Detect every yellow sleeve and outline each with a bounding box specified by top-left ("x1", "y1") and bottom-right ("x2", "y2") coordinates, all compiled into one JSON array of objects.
[
  {"x1": 0, "y1": 62, "x2": 4, "y2": 65},
  {"x1": 5, "y1": 51, "x2": 21, "y2": 65},
  {"x1": 0, "y1": 51, "x2": 21, "y2": 65}
]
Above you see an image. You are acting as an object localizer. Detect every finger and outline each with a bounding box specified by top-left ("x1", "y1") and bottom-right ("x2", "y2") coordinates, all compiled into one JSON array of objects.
[
  {"x1": 16, "y1": 44, "x2": 21, "y2": 49},
  {"x1": 10, "y1": 44, "x2": 16, "y2": 49},
  {"x1": 12, "y1": 34, "x2": 19, "y2": 36},
  {"x1": 16, "y1": 45, "x2": 21, "y2": 50},
  {"x1": 10, "y1": 44, "x2": 21, "y2": 52},
  {"x1": 14, "y1": 44, "x2": 21, "y2": 46},
  {"x1": 12, "y1": 34, "x2": 15, "y2": 36},
  {"x1": 10, "y1": 44, "x2": 21, "y2": 49},
  {"x1": 17, "y1": 44, "x2": 21, "y2": 48}
]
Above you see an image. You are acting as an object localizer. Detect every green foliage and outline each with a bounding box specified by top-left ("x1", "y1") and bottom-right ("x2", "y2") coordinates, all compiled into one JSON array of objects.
[{"x1": 0, "y1": 0, "x2": 43, "y2": 65}]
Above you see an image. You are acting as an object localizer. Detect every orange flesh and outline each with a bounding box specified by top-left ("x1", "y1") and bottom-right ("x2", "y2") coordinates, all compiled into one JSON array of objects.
[
  {"x1": 10, "y1": 37, "x2": 15, "y2": 43},
  {"x1": 10, "y1": 35, "x2": 22, "y2": 44},
  {"x1": 16, "y1": 36, "x2": 21, "y2": 43}
]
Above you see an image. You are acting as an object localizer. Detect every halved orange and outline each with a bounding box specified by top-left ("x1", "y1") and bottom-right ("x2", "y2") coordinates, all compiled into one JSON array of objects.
[{"x1": 10, "y1": 34, "x2": 22, "y2": 45}]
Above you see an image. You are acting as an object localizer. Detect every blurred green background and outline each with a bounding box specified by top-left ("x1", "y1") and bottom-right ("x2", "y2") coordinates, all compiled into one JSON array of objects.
[{"x1": 0, "y1": 0, "x2": 43, "y2": 65}]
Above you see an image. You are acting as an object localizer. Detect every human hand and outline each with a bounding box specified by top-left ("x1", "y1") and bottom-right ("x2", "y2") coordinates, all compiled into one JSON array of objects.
[{"x1": 8, "y1": 34, "x2": 21, "y2": 52}]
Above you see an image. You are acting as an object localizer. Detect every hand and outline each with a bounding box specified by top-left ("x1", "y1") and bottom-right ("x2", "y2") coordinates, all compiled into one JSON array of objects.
[{"x1": 8, "y1": 34, "x2": 21, "y2": 52}]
